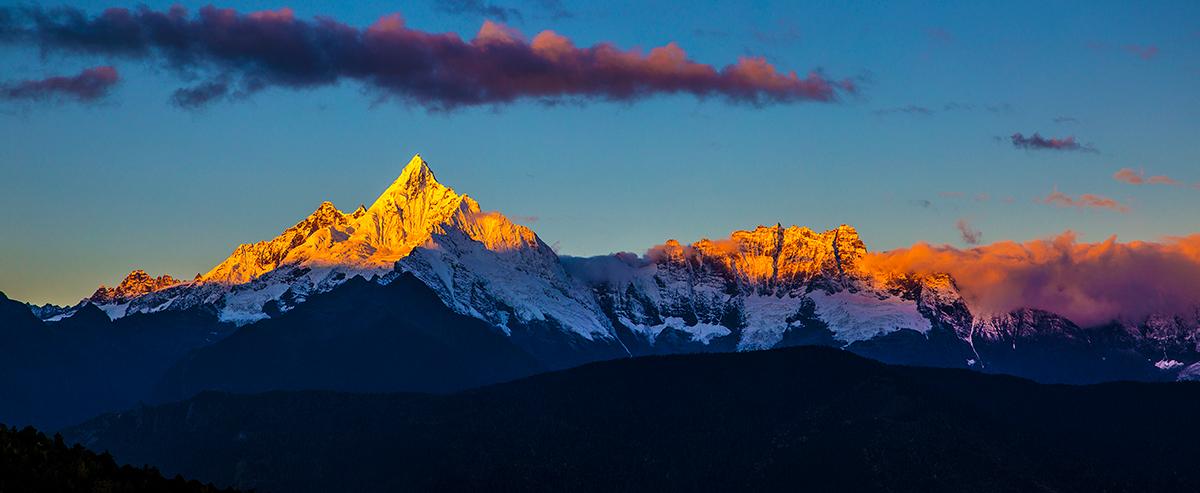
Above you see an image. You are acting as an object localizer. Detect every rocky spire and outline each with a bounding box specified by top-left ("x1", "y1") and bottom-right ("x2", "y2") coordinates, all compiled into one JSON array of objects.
[
  {"x1": 357, "y1": 154, "x2": 473, "y2": 254},
  {"x1": 90, "y1": 270, "x2": 181, "y2": 303}
]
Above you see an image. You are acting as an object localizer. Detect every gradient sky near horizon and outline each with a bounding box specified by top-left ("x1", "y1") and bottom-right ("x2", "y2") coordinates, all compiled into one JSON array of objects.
[{"x1": 1, "y1": 0, "x2": 1198, "y2": 305}]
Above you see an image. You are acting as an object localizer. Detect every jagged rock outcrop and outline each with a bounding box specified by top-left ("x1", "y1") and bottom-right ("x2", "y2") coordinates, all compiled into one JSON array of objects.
[
  {"x1": 201, "y1": 201, "x2": 360, "y2": 285},
  {"x1": 88, "y1": 270, "x2": 182, "y2": 304},
  {"x1": 565, "y1": 223, "x2": 933, "y2": 352}
]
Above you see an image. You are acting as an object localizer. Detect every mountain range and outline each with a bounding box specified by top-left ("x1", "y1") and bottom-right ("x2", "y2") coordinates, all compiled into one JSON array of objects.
[{"x1": 3, "y1": 154, "x2": 1200, "y2": 430}]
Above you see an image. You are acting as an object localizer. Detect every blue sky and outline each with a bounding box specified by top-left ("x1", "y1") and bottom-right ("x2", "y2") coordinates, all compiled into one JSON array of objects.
[{"x1": 1, "y1": 0, "x2": 1198, "y2": 304}]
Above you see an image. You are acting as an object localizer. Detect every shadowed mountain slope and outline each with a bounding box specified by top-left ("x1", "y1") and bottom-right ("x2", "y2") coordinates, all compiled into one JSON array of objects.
[
  {"x1": 68, "y1": 346, "x2": 1200, "y2": 493},
  {"x1": 152, "y1": 273, "x2": 547, "y2": 402}
]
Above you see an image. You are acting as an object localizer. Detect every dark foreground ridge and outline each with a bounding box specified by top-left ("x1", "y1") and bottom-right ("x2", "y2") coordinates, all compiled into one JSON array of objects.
[
  {"x1": 0, "y1": 424, "x2": 238, "y2": 493},
  {"x1": 66, "y1": 346, "x2": 1200, "y2": 493}
]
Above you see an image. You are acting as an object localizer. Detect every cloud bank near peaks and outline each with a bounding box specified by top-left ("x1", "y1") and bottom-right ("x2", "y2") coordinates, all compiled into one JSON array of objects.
[
  {"x1": 573, "y1": 228, "x2": 1200, "y2": 329},
  {"x1": 864, "y1": 232, "x2": 1200, "y2": 327},
  {"x1": 0, "y1": 5, "x2": 855, "y2": 110}
]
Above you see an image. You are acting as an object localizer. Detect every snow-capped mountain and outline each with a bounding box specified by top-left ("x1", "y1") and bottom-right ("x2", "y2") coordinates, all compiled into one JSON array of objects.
[
  {"x1": 38, "y1": 153, "x2": 1200, "y2": 382},
  {"x1": 563, "y1": 224, "x2": 937, "y2": 351},
  {"x1": 58, "y1": 155, "x2": 623, "y2": 359},
  {"x1": 568, "y1": 222, "x2": 1199, "y2": 381}
]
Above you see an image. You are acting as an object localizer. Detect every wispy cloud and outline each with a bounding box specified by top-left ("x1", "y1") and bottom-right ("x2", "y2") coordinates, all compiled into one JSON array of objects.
[
  {"x1": 0, "y1": 5, "x2": 855, "y2": 110},
  {"x1": 1088, "y1": 41, "x2": 1160, "y2": 60},
  {"x1": 692, "y1": 28, "x2": 731, "y2": 39},
  {"x1": 874, "y1": 101, "x2": 1012, "y2": 117},
  {"x1": 534, "y1": 0, "x2": 573, "y2": 20},
  {"x1": 1040, "y1": 188, "x2": 1128, "y2": 212},
  {"x1": 926, "y1": 27, "x2": 954, "y2": 44},
  {"x1": 1, "y1": 66, "x2": 118, "y2": 103},
  {"x1": 752, "y1": 20, "x2": 802, "y2": 45},
  {"x1": 1113, "y1": 167, "x2": 1179, "y2": 186},
  {"x1": 1010, "y1": 133, "x2": 1096, "y2": 152},
  {"x1": 1052, "y1": 116, "x2": 1078, "y2": 124},
  {"x1": 955, "y1": 218, "x2": 982, "y2": 245},
  {"x1": 1124, "y1": 44, "x2": 1159, "y2": 60},
  {"x1": 872, "y1": 105, "x2": 933, "y2": 116},
  {"x1": 432, "y1": 0, "x2": 522, "y2": 23}
]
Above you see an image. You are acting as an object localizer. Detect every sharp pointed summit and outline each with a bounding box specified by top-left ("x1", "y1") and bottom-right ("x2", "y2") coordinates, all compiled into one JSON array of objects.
[
  {"x1": 369, "y1": 154, "x2": 443, "y2": 210},
  {"x1": 101, "y1": 153, "x2": 599, "y2": 331},
  {"x1": 200, "y1": 154, "x2": 472, "y2": 288},
  {"x1": 399, "y1": 153, "x2": 434, "y2": 184},
  {"x1": 358, "y1": 153, "x2": 474, "y2": 258}
]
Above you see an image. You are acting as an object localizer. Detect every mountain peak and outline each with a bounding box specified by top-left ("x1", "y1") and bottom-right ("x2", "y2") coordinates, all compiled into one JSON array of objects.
[
  {"x1": 302, "y1": 201, "x2": 352, "y2": 229},
  {"x1": 87, "y1": 154, "x2": 565, "y2": 328},
  {"x1": 367, "y1": 154, "x2": 453, "y2": 213},
  {"x1": 90, "y1": 270, "x2": 181, "y2": 303},
  {"x1": 835, "y1": 223, "x2": 860, "y2": 238},
  {"x1": 398, "y1": 153, "x2": 436, "y2": 186}
]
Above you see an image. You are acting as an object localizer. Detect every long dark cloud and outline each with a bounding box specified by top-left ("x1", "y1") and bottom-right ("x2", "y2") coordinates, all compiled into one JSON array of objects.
[
  {"x1": 0, "y1": 5, "x2": 854, "y2": 109},
  {"x1": 1010, "y1": 132, "x2": 1095, "y2": 152},
  {"x1": 0, "y1": 65, "x2": 118, "y2": 102}
]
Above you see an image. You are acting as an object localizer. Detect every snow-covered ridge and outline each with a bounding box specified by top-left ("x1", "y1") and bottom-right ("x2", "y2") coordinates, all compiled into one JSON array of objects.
[
  {"x1": 200, "y1": 201, "x2": 364, "y2": 285},
  {"x1": 564, "y1": 222, "x2": 939, "y2": 349},
  {"x1": 201, "y1": 155, "x2": 472, "y2": 284},
  {"x1": 66, "y1": 163, "x2": 958, "y2": 350},
  {"x1": 50, "y1": 153, "x2": 1198, "y2": 380},
  {"x1": 69, "y1": 154, "x2": 616, "y2": 341}
]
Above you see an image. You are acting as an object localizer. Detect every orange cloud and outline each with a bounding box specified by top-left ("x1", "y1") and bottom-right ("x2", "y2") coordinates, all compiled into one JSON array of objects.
[
  {"x1": 864, "y1": 232, "x2": 1200, "y2": 326},
  {"x1": 1040, "y1": 189, "x2": 1128, "y2": 213},
  {"x1": 1113, "y1": 167, "x2": 1180, "y2": 186}
]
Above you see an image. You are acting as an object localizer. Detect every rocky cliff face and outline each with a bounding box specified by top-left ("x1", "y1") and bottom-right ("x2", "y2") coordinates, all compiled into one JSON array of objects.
[
  {"x1": 201, "y1": 201, "x2": 361, "y2": 285},
  {"x1": 89, "y1": 270, "x2": 182, "y2": 304},
  {"x1": 565, "y1": 224, "x2": 935, "y2": 353}
]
